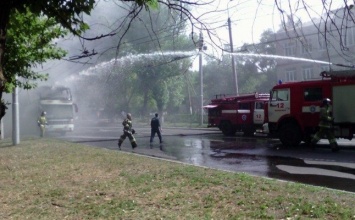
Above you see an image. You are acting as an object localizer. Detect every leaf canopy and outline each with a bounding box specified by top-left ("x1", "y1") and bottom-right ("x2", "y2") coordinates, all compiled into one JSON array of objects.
[{"x1": 4, "y1": 8, "x2": 67, "y2": 91}]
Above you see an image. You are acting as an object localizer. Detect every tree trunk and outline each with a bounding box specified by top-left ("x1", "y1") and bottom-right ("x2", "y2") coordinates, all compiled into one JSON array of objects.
[{"x1": 141, "y1": 87, "x2": 148, "y2": 117}]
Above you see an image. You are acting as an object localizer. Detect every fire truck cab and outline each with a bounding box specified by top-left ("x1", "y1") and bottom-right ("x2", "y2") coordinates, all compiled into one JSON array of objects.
[
  {"x1": 267, "y1": 70, "x2": 355, "y2": 146},
  {"x1": 204, "y1": 93, "x2": 269, "y2": 136}
]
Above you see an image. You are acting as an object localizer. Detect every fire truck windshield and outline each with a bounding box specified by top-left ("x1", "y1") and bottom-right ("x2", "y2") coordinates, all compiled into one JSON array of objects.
[{"x1": 271, "y1": 89, "x2": 289, "y2": 101}]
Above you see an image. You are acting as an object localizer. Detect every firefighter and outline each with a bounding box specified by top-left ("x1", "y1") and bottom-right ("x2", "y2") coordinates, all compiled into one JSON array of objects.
[
  {"x1": 118, "y1": 113, "x2": 137, "y2": 150},
  {"x1": 311, "y1": 98, "x2": 339, "y2": 152},
  {"x1": 37, "y1": 111, "x2": 48, "y2": 137}
]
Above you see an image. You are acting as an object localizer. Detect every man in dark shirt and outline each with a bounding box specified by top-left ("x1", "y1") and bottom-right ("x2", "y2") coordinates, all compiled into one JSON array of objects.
[{"x1": 150, "y1": 113, "x2": 162, "y2": 144}]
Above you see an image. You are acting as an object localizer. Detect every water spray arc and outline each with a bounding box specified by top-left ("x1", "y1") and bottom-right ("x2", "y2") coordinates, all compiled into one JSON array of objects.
[
  {"x1": 74, "y1": 50, "x2": 200, "y2": 125},
  {"x1": 332, "y1": 63, "x2": 355, "y2": 68},
  {"x1": 229, "y1": 52, "x2": 355, "y2": 70},
  {"x1": 79, "y1": 51, "x2": 197, "y2": 76},
  {"x1": 229, "y1": 52, "x2": 332, "y2": 65}
]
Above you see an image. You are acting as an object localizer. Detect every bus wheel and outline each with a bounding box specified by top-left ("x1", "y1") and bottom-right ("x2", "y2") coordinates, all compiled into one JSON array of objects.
[{"x1": 279, "y1": 123, "x2": 302, "y2": 147}]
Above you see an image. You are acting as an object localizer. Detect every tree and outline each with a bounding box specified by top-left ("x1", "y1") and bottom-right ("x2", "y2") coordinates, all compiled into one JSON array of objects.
[
  {"x1": 5, "y1": 9, "x2": 67, "y2": 92},
  {"x1": 203, "y1": 57, "x2": 235, "y2": 100},
  {"x1": 73, "y1": 58, "x2": 141, "y2": 121},
  {"x1": 0, "y1": 0, "x2": 97, "y2": 121},
  {"x1": 236, "y1": 29, "x2": 277, "y2": 93},
  {"x1": 0, "y1": 8, "x2": 68, "y2": 127},
  {"x1": 0, "y1": 0, "x2": 217, "y2": 122},
  {"x1": 72, "y1": 2, "x2": 196, "y2": 120},
  {"x1": 203, "y1": 29, "x2": 277, "y2": 100}
]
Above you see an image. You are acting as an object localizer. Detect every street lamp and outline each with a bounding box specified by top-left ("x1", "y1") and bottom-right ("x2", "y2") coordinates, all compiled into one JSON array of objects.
[{"x1": 227, "y1": 0, "x2": 239, "y2": 95}]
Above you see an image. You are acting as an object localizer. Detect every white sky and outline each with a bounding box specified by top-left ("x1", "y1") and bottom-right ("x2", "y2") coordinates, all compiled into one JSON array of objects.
[
  {"x1": 193, "y1": 0, "x2": 352, "y2": 51},
  {"x1": 188, "y1": 0, "x2": 353, "y2": 69}
]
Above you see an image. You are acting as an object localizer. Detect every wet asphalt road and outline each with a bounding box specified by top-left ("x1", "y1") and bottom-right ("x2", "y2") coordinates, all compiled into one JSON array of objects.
[{"x1": 59, "y1": 121, "x2": 355, "y2": 193}]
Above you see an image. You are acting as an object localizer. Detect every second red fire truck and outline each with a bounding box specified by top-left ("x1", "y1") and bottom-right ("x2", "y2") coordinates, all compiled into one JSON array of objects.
[
  {"x1": 266, "y1": 70, "x2": 355, "y2": 147},
  {"x1": 204, "y1": 92, "x2": 270, "y2": 136}
]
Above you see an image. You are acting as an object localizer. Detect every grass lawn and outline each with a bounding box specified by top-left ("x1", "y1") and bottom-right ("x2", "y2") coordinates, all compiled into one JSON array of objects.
[{"x1": 0, "y1": 138, "x2": 354, "y2": 219}]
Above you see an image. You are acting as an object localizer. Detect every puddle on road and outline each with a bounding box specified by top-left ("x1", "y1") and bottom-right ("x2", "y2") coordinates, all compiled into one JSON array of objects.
[
  {"x1": 157, "y1": 136, "x2": 355, "y2": 192},
  {"x1": 270, "y1": 157, "x2": 355, "y2": 192}
]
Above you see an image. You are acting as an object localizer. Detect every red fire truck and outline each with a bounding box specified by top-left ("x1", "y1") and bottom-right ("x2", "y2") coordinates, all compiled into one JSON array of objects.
[
  {"x1": 267, "y1": 70, "x2": 355, "y2": 146},
  {"x1": 204, "y1": 92, "x2": 270, "y2": 136}
]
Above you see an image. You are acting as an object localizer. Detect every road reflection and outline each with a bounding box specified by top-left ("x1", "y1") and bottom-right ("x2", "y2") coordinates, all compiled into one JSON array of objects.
[{"x1": 158, "y1": 136, "x2": 355, "y2": 192}]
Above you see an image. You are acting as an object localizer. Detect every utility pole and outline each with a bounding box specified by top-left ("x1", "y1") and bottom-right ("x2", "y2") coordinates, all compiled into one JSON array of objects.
[
  {"x1": 12, "y1": 75, "x2": 20, "y2": 145},
  {"x1": 0, "y1": 119, "x2": 3, "y2": 139},
  {"x1": 199, "y1": 30, "x2": 204, "y2": 126},
  {"x1": 228, "y1": 17, "x2": 238, "y2": 95}
]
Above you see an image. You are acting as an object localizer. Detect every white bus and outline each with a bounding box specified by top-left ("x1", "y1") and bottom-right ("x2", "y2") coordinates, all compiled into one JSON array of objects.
[{"x1": 39, "y1": 86, "x2": 77, "y2": 135}]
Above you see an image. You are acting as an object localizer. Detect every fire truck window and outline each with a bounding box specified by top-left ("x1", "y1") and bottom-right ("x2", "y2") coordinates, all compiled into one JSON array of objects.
[
  {"x1": 304, "y1": 88, "x2": 322, "y2": 101},
  {"x1": 255, "y1": 102, "x2": 264, "y2": 109},
  {"x1": 239, "y1": 103, "x2": 250, "y2": 110},
  {"x1": 271, "y1": 90, "x2": 278, "y2": 101},
  {"x1": 276, "y1": 90, "x2": 289, "y2": 101},
  {"x1": 209, "y1": 109, "x2": 220, "y2": 116}
]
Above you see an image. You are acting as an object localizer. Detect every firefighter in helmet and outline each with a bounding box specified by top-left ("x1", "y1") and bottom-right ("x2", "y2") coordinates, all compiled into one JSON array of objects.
[
  {"x1": 37, "y1": 111, "x2": 48, "y2": 137},
  {"x1": 118, "y1": 113, "x2": 137, "y2": 150},
  {"x1": 311, "y1": 98, "x2": 339, "y2": 152}
]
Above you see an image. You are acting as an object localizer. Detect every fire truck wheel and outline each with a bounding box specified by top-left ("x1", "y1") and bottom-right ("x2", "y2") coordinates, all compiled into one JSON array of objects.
[
  {"x1": 279, "y1": 123, "x2": 302, "y2": 147},
  {"x1": 243, "y1": 128, "x2": 255, "y2": 137},
  {"x1": 303, "y1": 135, "x2": 312, "y2": 145},
  {"x1": 221, "y1": 122, "x2": 236, "y2": 136}
]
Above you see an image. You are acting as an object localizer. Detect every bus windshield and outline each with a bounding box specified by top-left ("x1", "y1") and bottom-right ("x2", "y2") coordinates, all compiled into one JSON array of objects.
[{"x1": 42, "y1": 105, "x2": 73, "y2": 119}]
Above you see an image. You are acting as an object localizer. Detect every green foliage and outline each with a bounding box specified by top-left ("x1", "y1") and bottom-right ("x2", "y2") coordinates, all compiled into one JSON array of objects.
[
  {"x1": 147, "y1": 0, "x2": 159, "y2": 9},
  {"x1": 4, "y1": 8, "x2": 67, "y2": 91},
  {"x1": 135, "y1": 0, "x2": 159, "y2": 9},
  {"x1": 151, "y1": 80, "x2": 169, "y2": 111},
  {"x1": 166, "y1": 76, "x2": 185, "y2": 107},
  {"x1": 0, "y1": 0, "x2": 160, "y2": 123},
  {"x1": 23, "y1": 0, "x2": 95, "y2": 35},
  {"x1": 203, "y1": 29, "x2": 278, "y2": 100},
  {"x1": 203, "y1": 57, "x2": 235, "y2": 100},
  {"x1": 75, "y1": 4, "x2": 195, "y2": 117}
]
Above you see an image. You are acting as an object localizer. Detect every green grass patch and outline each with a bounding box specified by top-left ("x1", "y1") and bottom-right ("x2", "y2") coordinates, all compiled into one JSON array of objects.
[{"x1": 0, "y1": 138, "x2": 354, "y2": 219}]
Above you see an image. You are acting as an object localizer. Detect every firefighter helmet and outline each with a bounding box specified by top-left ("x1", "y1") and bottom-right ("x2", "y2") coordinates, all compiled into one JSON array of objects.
[
  {"x1": 41, "y1": 111, "x2": 46, "y2": 116},
  {"x1": 322, "y1": 98, "x2": 331, "y2": 106},
  {"x1": 127, "y1": 113, "x2": 132, "y2": 120}
]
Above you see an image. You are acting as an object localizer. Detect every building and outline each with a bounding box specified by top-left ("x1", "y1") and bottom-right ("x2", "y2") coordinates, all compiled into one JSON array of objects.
[{"x1": 275, "y1": 8, "x2": 355, "y2": 82}]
